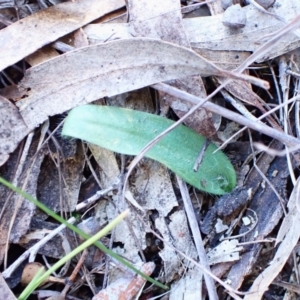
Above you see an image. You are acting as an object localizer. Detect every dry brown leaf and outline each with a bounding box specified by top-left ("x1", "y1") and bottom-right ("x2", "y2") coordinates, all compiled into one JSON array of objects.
[
  {"x1": 26, "y1": 46, "x2": 60, "y2": 67},
  {"x1": 15, "y1": 38, "x2": 252, "y2": 131},
  {"x1": 244, "y1": 178, "x2": 300, "y2": 299},
  {"x1": 0, "y1": 96, "x2": 29, "y2": 166},
  {"x1": 92, "y1": 262, "x2": 155, "y2": 300},
  {"x1": 73, "y1": 28, "x2": 89, "y2": 49},
  {"x1": 0, "y1": 0, "x2": 125, "y2": 72}
]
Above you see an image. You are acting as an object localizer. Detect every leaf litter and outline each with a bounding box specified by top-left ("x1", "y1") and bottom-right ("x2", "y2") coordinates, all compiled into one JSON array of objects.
[{"x1": 1, "y1": 0, "x2": 300, "y2": 299}]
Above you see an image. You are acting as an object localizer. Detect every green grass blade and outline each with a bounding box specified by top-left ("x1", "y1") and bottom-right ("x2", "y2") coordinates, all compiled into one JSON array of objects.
[
  {"x1": 18, "y1": 210, "x2": 129, "y2": 300},
  {"x1": 0, "y1": 177, "x2": 168, "y2": 292}
]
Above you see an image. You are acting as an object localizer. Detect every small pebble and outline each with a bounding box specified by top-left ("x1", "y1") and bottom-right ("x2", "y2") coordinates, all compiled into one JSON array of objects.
[{"x1": 222, "y1": 4, "x2": 247, "y2": 29}]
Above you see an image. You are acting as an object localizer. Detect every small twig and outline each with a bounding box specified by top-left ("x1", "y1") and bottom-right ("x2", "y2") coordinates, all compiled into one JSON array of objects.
[
  {"x1": 83, "y1": 143, "x2": 102, "y2": 189},
  {"x1": 248, "y1": 130, "x2": 287, "y2": 215},
  {"x1": 76, "y1": 186, "x2": 115, "y2": 211},
  {"x1": 60, "y1": 249, "x2": 90, "y2": 297},
  {"x1": 154, "y1": 83, "x2": 300, "y2": 147},
  {"x1": 4, "y1": 131, "x2": 35, "y2": 269},
  {"x1": 193, "y1": 139, "x2": 209, "y2": 172},
  {"x1": 237, "y1": 238, "x2": 275, "y2": 246},
  {"x1": 278, "y1": 56, "x2": 297, "y2": 186},
  {"x1": 214, "y1": 94, "x2": 300, "y2": 153},
  {"x1": 295, "y1": 81, "x2": 300, "y2": 139},
  {"x1": 254, "y1": 142, "x2": 300, "y2": 157},
  {"x1": 52, "y1": 41, "x2": 75, "y2": 53},
  {"x1": 221, "y1": 90, "x2": 258, "y2": 121},
  {"x1": 272, "y1": 280, "x2": 300, "y2": 294},
  {"x1": 223, "y1": 206, "x2": 248, "y2": 238},
  {"x1": 2, "y1": 217, "x2": 76, "y2": 278},
  {"x1": 176, "y1": 176, "x2": 218, "y2": 300},
  {"x1": 270, "y1": 64, "x2": 284, "y2": 122},
  {"x1": 286, "y1": 68, "x2": 300, "y2": 79}
]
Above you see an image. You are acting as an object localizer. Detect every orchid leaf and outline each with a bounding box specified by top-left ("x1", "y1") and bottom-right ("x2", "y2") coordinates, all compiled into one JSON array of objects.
[{"x1": 62, "y1": 105, "x2": 236, "y2": 195}]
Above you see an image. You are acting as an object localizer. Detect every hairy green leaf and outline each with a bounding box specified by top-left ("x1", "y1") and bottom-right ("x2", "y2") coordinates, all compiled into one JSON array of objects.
[{"x1": 62, "y1": 105, "x2": 236, "y2": 195}]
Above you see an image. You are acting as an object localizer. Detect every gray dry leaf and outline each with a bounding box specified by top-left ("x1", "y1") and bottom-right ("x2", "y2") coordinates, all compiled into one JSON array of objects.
[
  {"x1": 36, "y1": 141, "x2": 85, "y2": 213},
  {"x1": 83, "y1": 0, "x2": 300, "y2": 65},
  {"x1": 15, "y1": 38, "x2": 234, "y2": 131},
  {"x1": 155, "y1": 211, "x2": 197, "y2": 282},
  {"x1": 0, "y1": 0, "x2": 125, "y2": 72},
  {"x1": 132, "y1": 160, "x2": 178, "y2": 217},
  {"x1": 0, "y1": 273, "x2": 16, "y2": 300},
  {"x1": 89, "y1": 144, "x2": 120, "y2": 188},
  {"x1": 184, "y1": 0, "x2": 300, "y2": 63},
  {"x1": 92, "y1": 262, "x2": 155, "y2": 300},
  {"x1": 244, "y1": 177, "x2": 300, "y2": 299},
  {"x1": 127, "y1": 0, "x2": 218, "y2": 138},
  {"x1": 170, "y1": 267, "x2": 203, "y2": 300},
  {"x1": 207, "y1": 239, "x2": 242, "y2": 265},
  {"x1": 0, "y1": 96, "x2": 29, "y2": 166},
  {"x1": 0, "y1": 137, "x2": 45, "y2": 265}
]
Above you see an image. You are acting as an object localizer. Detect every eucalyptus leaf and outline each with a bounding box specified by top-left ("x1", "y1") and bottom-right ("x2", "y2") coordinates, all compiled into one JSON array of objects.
[{"x1": 62, "y1": 105, "x2": 236, "y2": 195}]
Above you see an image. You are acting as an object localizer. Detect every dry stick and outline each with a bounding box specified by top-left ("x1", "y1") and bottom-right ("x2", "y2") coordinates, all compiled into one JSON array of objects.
[
  {"x1": 76, "y1": 186, "x2": 114, "y2": 211},
  {"x1": 286, "y1": 69, "x2": 300, "y2": 79},
  {"x1": 253, "y1": 142, "x2": 300, "y2": 157},
  {"x1": 60, "y1": 249, "x2": 91, "y2": 297},
  {"x1": 83, "y1": 143, "x2": 102, "y2": 189},
  {"x1": 248, "y1": 130, "x2": 287, "y2": 216},
  {"x1": 193, "y1": 139, "x2": 209, "y2": 172},
  {"x1": 283, "y1": 61, "x2": 297, "y2": 186},
  {"x1": 153, "y1": 83, "x2": 300, "y2": 146},
  {"x1": 220, "y1": 89, "x2": 258, "y2": 121},
  {"x1": 2, "y1": 217, "x2": 76, "y2": 278},
  {"x1": 295, "y1": 80, "x2": 300, "y2": 139},
  {"x1": 176, "y1": 176, "x2": 218, "y2": 300},
  {"x1": 215, "y1": 95, "x2": 300, "y2": 154},
  {"x1": 4, "y1": 131, "x2": 35, "y2": 270},
  {"x1": 270, "y1": 64, "x2": 284, "y2": 124},
  {"x1": 279, "y1": 57, "x2": 297, "y2": 186}
]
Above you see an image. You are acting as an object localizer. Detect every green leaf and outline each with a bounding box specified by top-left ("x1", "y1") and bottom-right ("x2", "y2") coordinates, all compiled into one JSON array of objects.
[{"x1": 62, "y1": 105, "x2": 236, "y2": 195}]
